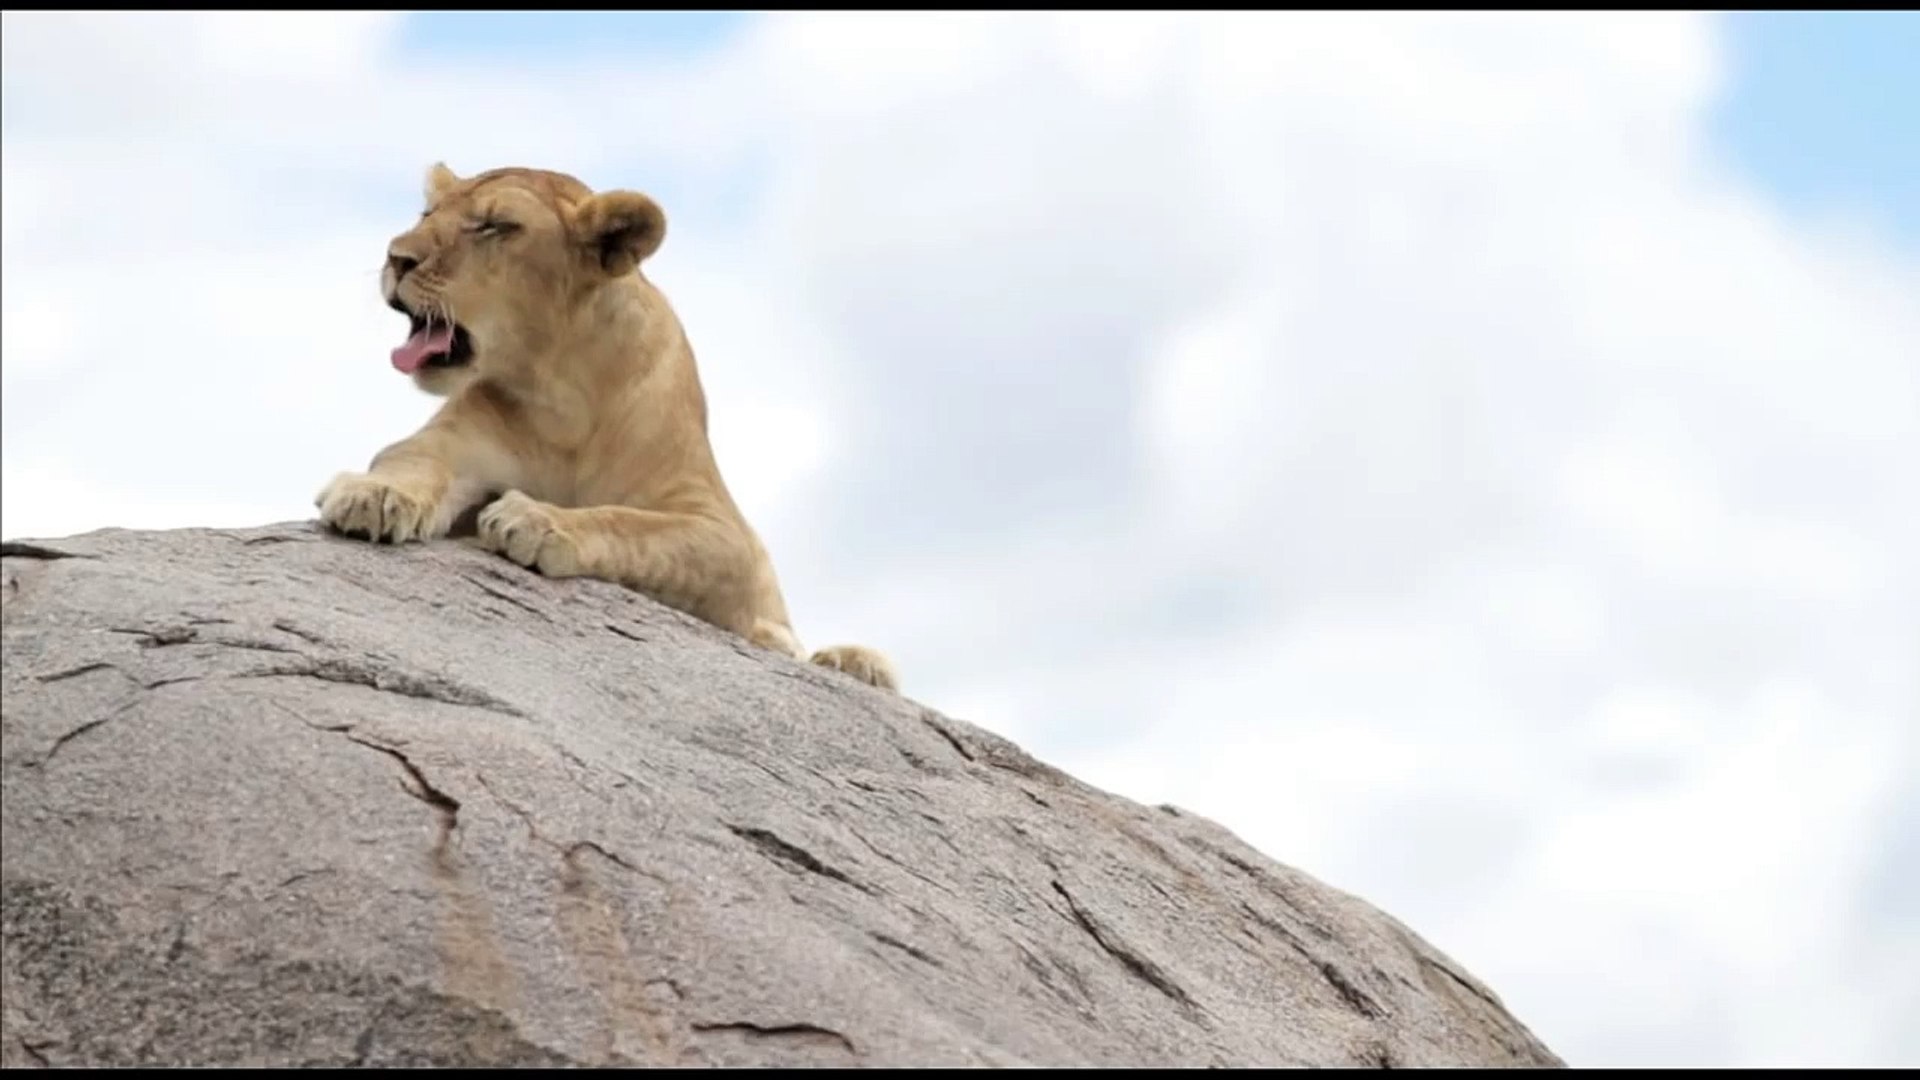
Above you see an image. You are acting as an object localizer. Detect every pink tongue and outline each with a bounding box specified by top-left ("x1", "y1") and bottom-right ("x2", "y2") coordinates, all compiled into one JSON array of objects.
[{"x1": 391, "y1": 324, "x2": 456, "y2": 373}]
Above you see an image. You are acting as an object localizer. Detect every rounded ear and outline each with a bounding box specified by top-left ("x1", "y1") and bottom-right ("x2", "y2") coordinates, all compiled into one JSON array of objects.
[
  {"x1": 572, "y1": 190, "x2": 667, "y2": 276},
  {"x1": 424, "y1": 162, "x2": 461, "y2": 206}
]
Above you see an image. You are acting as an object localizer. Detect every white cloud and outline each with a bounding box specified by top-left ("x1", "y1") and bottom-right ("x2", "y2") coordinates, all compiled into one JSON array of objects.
[{"x1": 3, "y1": 10, "x2": 1915, "y2": 1068}]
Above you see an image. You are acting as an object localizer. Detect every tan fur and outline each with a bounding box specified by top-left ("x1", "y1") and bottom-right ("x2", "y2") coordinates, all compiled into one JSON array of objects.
[{"x1": 315, "y1": 163, "x2": 898, "y2": 693}]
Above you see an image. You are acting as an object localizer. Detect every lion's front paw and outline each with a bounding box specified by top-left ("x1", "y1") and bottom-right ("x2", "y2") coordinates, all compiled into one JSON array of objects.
[
  {"x1": 315, "y1": 472, "x2": 444, "y2": 544},
  {"x1": 475, "y1": 490, "x2": 584, "y2": 578}
]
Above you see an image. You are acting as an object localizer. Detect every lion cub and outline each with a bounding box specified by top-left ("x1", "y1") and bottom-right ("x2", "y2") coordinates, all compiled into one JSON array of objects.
[{"x1": 315, "y1": 163, "x2": 897, "y2": 692}]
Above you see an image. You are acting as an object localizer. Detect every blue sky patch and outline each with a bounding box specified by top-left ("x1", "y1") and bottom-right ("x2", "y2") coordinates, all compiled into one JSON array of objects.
[{"x1": 1712, "y1": 11, "x2": 1919, "y2": 249}]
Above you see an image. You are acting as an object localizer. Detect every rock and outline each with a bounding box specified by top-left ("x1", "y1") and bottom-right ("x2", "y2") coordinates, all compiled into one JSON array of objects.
[{"x1": 0, "y1": 522, "x2": 1563, "y2": 1068}]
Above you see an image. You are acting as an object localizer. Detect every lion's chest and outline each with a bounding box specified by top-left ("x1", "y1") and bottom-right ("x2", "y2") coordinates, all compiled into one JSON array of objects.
[
  {"x1": 487, "y1": 380, "x2": 703, "y2": 514},
  {"x1": 517, "y1": 442, "x2": 682, "y2": 515}
]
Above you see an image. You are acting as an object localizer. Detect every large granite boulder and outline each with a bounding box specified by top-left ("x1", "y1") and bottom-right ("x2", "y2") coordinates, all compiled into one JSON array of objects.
[{"x1": 0, "y1": 523, "x2": 1563, "y2": 1067}]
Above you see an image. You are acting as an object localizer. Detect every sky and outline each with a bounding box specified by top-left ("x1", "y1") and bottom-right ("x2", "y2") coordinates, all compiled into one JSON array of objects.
[{"x1": 3, "y1": 11, "x2": 1916, "y2": 1068}]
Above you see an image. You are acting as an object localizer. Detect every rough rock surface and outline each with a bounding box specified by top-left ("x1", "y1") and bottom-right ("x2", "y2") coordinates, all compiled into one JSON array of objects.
[{"x1": 0, "y1": 522, "x2": 1563, "y2": 1068}]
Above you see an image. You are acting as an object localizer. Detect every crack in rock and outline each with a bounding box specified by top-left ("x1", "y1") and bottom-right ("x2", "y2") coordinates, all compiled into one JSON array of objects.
[
  {"x1": 1237, "y1": 900, "x2": 1386, "y2": 1020},
  {"x1": 33, "y1": 700, "x2": 139, "y2": 768},
  {"x1": 1050, "y1": 880, "x2": 1198, "y2": 1014},
  {"x1": 39, "y1": 718, "x2": 114, "y2": 765},
  {"x1": 109, "y1": 625, "x2": 198, "y2": 647},
  {"x1": 459, "y1": 572, "x2": 553, "y2": 623},
  {"x1": 473, "y1": 775, "x2": 662, "y2": 884},
  {"x1": 835, "y1": 820, "x2": 958, "y2": 898},
  {"x1": 1015, "y1": 940, "x2": 1095, "y2": 1012},
  {"x1": 112, "y1": 624, "x2": 301, "y2": 656},
  {"x1": 237, "y1": 532, "x2": 314, "y2": 546},
  {"x1": 343, "y1": 733, "x2": 460, "y2": 860},
  {"x1": 562, "y1": 839, "x2": 658, "y2": 883},
  {"x1": 1192, "y1": 836, "x2": 1338, "y2": 941},
  {"x1": 725, "y1": 825, "x2": 867, "y2": 892},
  {"x1": 34, "y1": 662, "x2": 118, "y2": 684},
  {"x1": 276, "y1": 868, "x2": 336, "y2": 890},
  {"x1": 270, "y1": 619, "x2": 333, "y2": 647},
  {"x1": 14, "y1": 1036, "x2": 53, "y2": 1068},
  {"x1": 919, "y1": 713, "x2": 975, "y2": 762},
  {"x1": 1318, "y1": 960, "x2": 1388, "y2": 1021},
  {"x1": 927, "y1": 716, "x2": 1066, "y2": 786},
  {"x1": 867, "y1": 931, "x2": 942, "y2": 968},
  {"x1": 689, "y1": 1021, "x2": 856, "y2": 1056},
  {"x1": 238, "y1": 658, "x2": 525, "y2": 718},
  {"x1": 1417, "y1": 954, "x2": 1505, "y2": 1011},
  {"x1": 209, "y1": 637, "x2": 300, "y2": 655}
]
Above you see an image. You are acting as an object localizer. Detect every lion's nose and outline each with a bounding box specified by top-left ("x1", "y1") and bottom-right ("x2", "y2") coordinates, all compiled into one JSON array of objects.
[{"x1": 386, "y1": 251, "x2": 421, "y2": 281}]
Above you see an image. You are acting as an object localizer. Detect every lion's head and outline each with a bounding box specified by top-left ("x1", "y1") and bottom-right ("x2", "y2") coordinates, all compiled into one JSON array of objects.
[{"x1": 380, "y1": 162, "x2": 667, "y2": 395}]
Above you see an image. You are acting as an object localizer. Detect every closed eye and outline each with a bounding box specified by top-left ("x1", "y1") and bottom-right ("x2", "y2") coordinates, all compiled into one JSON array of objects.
[{"x1": 470, "y1": 219, "x2": 521, "y2": 238}]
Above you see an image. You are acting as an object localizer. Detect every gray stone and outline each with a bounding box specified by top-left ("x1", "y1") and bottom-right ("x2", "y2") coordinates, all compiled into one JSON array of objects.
[{"x1": 0, "y1": 522, "x2": 1563, "y2": 1068}]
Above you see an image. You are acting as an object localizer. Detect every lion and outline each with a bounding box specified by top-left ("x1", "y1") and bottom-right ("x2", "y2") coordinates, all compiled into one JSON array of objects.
[{"x1": 314, "y1": 162, "x2": 898, "y2": 692}]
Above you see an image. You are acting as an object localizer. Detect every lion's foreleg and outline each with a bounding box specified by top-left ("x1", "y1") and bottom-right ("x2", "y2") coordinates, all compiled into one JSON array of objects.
[{"x1": 475, "y1": 492, "x2": 756, "y2": 633}]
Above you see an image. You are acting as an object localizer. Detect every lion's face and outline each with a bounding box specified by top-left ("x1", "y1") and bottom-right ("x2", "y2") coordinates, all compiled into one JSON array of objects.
[{"x1": 380, "y1": 163, "x2": 667, "y2": 395}]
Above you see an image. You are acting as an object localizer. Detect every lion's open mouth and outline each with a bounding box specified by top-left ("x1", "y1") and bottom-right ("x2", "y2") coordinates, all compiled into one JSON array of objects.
[{"x1": 390, "y1": 308, "x2": 474, "y2": 374}]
